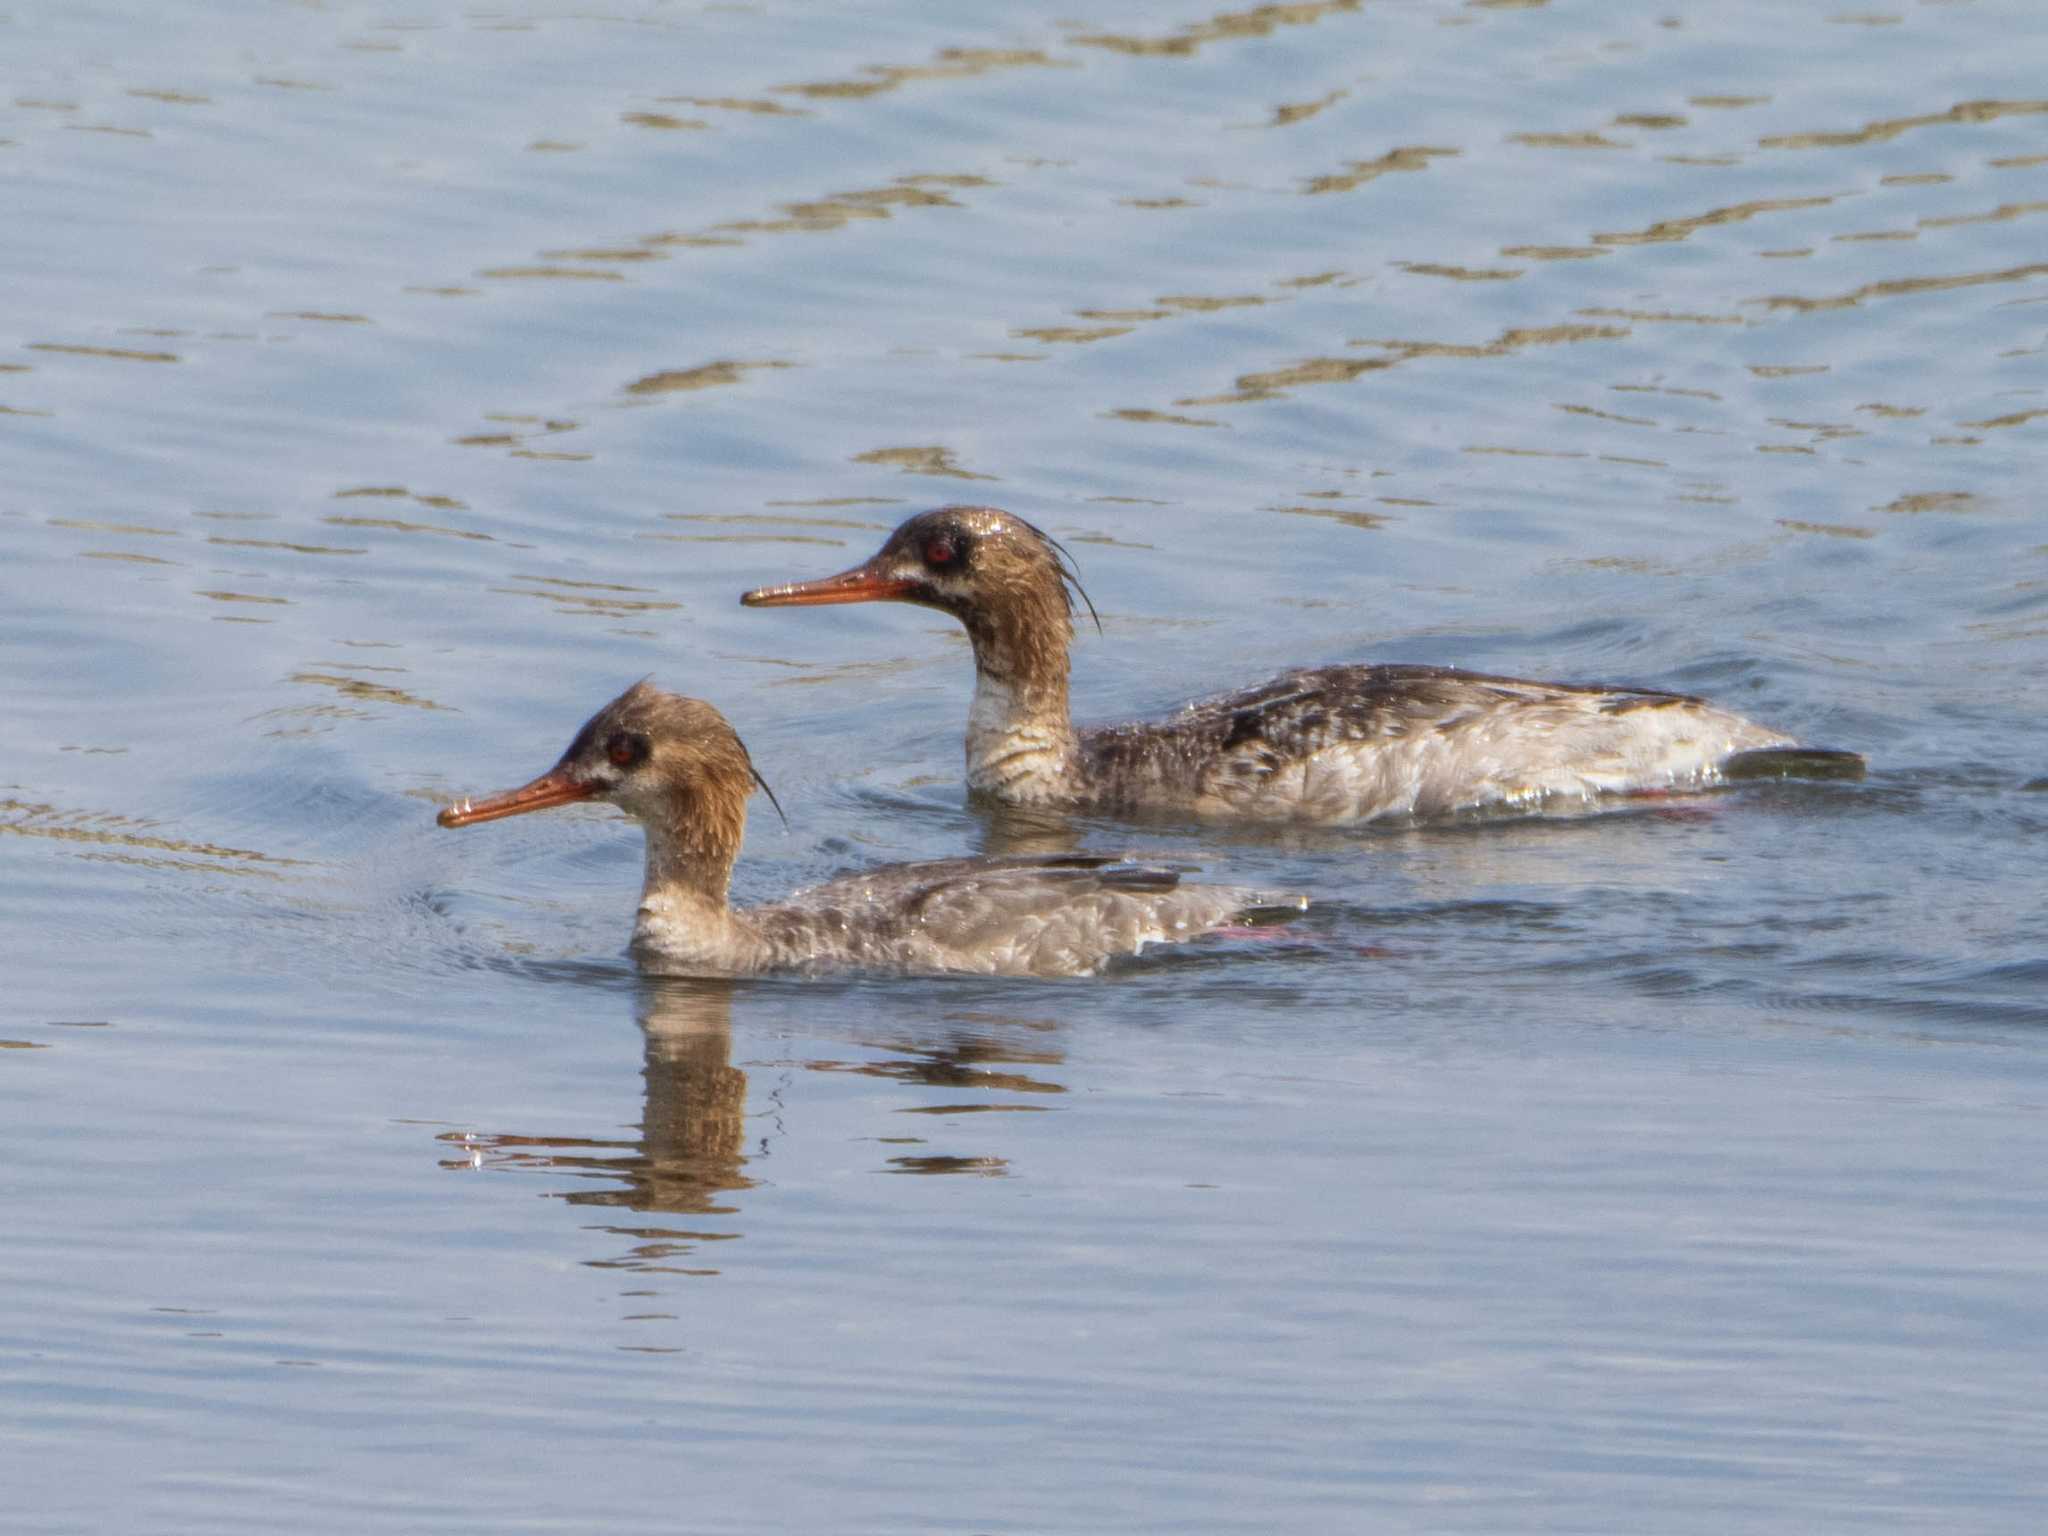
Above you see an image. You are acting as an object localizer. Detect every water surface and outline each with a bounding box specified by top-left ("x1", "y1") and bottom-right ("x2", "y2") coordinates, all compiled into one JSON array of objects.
[{"x1": 6, "y1": 0, "x2": 2048, "y2": 1530}]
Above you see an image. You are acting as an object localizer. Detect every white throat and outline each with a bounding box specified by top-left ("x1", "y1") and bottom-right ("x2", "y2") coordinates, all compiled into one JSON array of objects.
[{"x1": 964, "y1": 669, "x2": 1076, "y2": 803}]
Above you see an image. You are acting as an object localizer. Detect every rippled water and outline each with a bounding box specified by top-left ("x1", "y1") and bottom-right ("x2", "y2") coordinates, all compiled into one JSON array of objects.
[{"x1": 8, "y1": 0, "x2": 2048, "y2": 1529}]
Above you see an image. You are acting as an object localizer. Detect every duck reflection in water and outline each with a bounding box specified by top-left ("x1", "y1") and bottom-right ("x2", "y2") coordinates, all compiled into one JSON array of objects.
[
  {"x1": 809, "y1": 1006, "x2": 1070, "y2": 1178},
  {"x1": 438, "y1": 979, "x2": 753, "y2": 1276},
  {"x1": 436, "y1": 985, "x2": 1079, "y2": 1266}
]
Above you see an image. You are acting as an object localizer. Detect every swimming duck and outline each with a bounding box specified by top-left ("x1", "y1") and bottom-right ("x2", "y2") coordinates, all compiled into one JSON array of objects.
[
  {"x1": 437, "y1": 681, "x2": 1305, "y2": 978},
  {"x1": 741, "y1": 506, "x2": 1861, "y2": 823}
]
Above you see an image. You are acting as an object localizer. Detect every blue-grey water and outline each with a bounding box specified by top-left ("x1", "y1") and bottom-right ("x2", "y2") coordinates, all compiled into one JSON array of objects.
[{"x1": 6, "y1": 0, "x2": 2048, "y2": 1529}]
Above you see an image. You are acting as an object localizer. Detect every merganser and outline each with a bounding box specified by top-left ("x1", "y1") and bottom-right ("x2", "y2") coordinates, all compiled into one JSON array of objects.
[
  {"x1": 741, "y1": 506, "x2": 1863, "y2": 823},
  {"x1": 436, "y1": 681, "x2": 1306, "y2": 978}
]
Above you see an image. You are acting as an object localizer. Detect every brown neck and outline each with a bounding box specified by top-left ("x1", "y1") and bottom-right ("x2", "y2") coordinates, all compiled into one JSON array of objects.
[
  {"x1": 961, "y1": 593, "x2": 1081, "y2": 801},
  {"x1": 636, "y1": 776, "x2": 748, "y2": 920}
]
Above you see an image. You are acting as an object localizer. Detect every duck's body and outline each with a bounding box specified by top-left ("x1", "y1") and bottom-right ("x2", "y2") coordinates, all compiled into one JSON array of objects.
[
  {"x1": 742, "y1": 506, "x2": 1860, "y2": 824},
  {"x1": 1034, "y1": 663, "x2": 1795, "y2": 823},
  {"x1": 647, "y1": 849, "x2": 1295, "y2": 978},
  {"x1": 437, "y1": 682, "x2": 1303, "y2": 979}
]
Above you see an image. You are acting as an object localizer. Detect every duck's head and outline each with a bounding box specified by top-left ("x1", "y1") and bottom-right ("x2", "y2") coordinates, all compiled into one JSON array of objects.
[
  {"x1": 438, "y1": 681, "x2": 781, "y2": 837},
  {"x1": 741, "y1": 506, "x2": 1097, "y2": 679}
]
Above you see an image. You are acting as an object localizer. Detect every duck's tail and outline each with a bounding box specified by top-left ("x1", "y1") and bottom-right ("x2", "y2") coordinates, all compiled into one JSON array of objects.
[
  {"x1": 1721, "y1": 746, "x2": 1866, "y2": 781},
  {"x1": 1230, "y1": 891, "x2": 1312, "y2": 926}
]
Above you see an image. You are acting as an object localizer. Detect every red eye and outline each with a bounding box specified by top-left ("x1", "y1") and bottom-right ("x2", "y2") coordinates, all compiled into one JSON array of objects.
[
  {"x1": 606, "y1": 732, "x2": 645, "y2": 768},
  {"x1": 925, "y1": 537, "x2": 957, "y2": 567}
]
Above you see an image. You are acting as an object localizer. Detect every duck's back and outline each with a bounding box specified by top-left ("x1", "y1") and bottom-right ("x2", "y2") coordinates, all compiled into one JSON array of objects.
[
  {"x1": 1080, "y1": 663, "x2": 1798, "y2": 824},
  {"x1": 746, "y1": 852, "x2": 1303, "y2": 978}
]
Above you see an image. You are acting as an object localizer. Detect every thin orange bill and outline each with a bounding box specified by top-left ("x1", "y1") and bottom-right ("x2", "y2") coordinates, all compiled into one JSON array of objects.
[
  {"x1": 438, "y1": 767, "x2": 594, "y2": 828},
  {"x1": 740, "y1": 563, "x2": 916, "y2": 607}
]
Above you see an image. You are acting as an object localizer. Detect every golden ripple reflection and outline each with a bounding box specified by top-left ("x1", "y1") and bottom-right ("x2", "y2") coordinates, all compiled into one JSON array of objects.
[
  {"x1": 1012, "y1": 324, "x2": 1132, "y2": 344},
  {"x1": 852, "y1": 445, "x2": 996, "y2": 480},
  {"x1": 1593, "y1": 194, "x2": 1836, "y2": 247},
  {"x1": 712, "y1": 175, "x2": 991, "y2": 238},
  {"x1": 760, "y1": 655, "x2": 927, "y2": 689},
  {"x1": 1962, "y1": 407, "x2": 2048, "y2": 430},
  {"x1": 1401, "y1": 262, "x2": 1522, "y2": 281},
  {"x1": 1270, "y1": 504, "x2": 1390, "y2": 532},
  {"x1": 491, "y1": 579, "x2": 682, "y2": 619},
  {"x1": 207, "y1": 538, "x2": 367, "y2": 556},
  {"x1": 335, "y1": 486, "x2": 466, "y2": 510},
  {"x1": 50, "y1": 518, "x2": 181, "y2": 537},
  {"x1": 475, "y1": 265, "x2": 625, "y2": 283},
  {"x1": 1879, "y1": 492, "x2": 1984, "y2": 515},
  {"x1": 1105, "y1": 409, "x2": 1227, "y2": 428},
  {"x1": 1262, "y1": 89, "x2": 1347, "y2": 128},
  {"x1": 623, "y1": 360, "x2": 794, "y2": 396},
  {"x1": 1072, "y1": 0, "x2": 1362, "y2": 59},
  {"x1": 664, "y1": 512, "x2": 884, "y2": 533},
  {"x1": 1759, "y1": 97, "x2": 2048, "y2": 151},
  {"x1": 777, "y1": 48, "x2": 1067, "y2": 102},
  {"x1": 326, "y1": 488, "x2": 489, "y2": 541},
  {"x1": 1, "y1": 797, "x2": 303, "y2": 876},
  {"x1": 28, "y1": 342, "x2": 178, "y2": 363},
  {"x1": 1579, "y1": 307, "x2": 1743, "y2": 325},
  {"x1": 1301, "y1": 145, "x2": 1457, "y2": 195},
  {"x1": 325, "y1": 514, "x2": 492, "y2": 540},
  {"x1": 665, "y1": 96, "x2": 811, "y2": 118},
  {"x1": 1499, "y1": 244, "x2": 1610, "y2": 261},
  {"x1": 1174, "y1": 323, "x2": 1631, "y2": 408},
  {"x1": 620, "y1": 111, "x2": 705, "y2": 132},
  {"x1": 288, "y1": 672, "x2": 449, "y2": 711},
  {"x1": 1511, "y1": 131, "x2": 1633, "y2": 151},
  {"x1": 1756, "y1": 263, "x2": 2048, "y2": 313}
]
